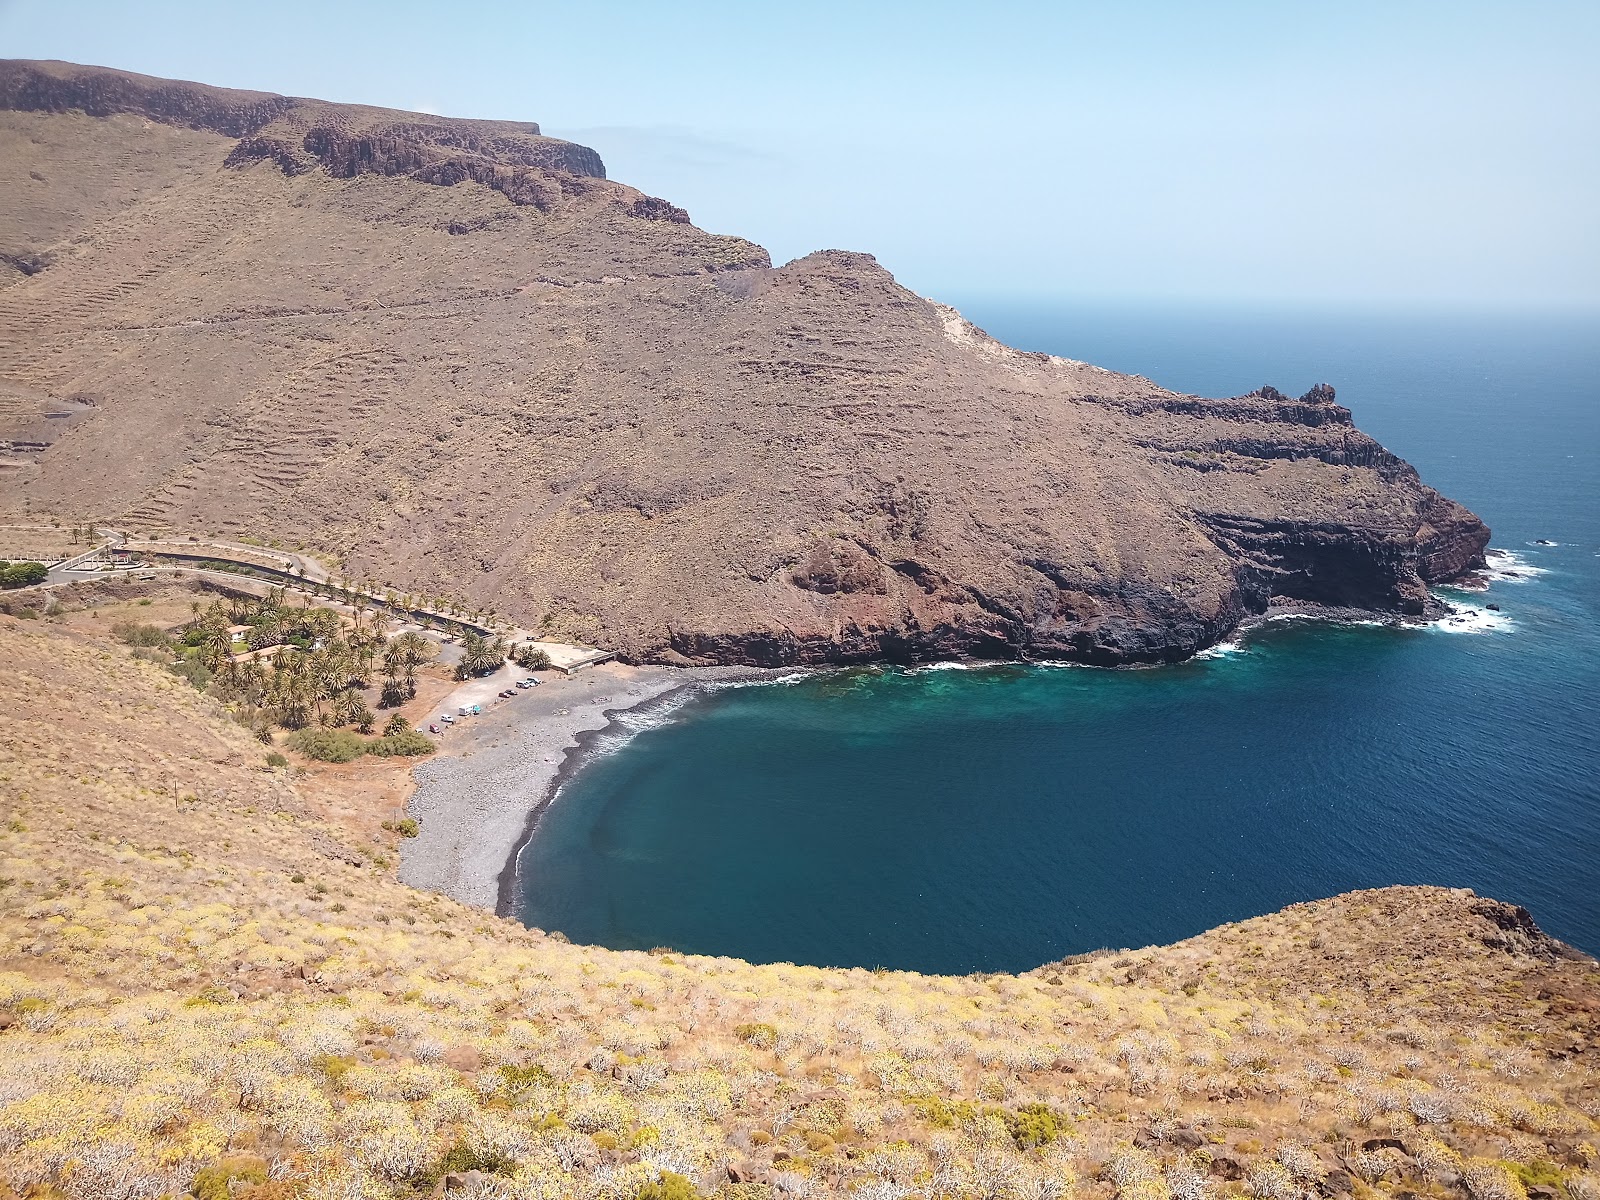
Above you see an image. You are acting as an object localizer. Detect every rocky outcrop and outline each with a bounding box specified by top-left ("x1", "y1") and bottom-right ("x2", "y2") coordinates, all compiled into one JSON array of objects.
[
  {"x1": 0, "y1": 58, "x2": 294, "y2": 135},
  {"x1": 0, "y1": 58, "x2": 605, "y2": 190}
]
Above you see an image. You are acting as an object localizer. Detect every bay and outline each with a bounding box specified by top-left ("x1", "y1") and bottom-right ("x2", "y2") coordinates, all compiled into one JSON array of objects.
[{"x1": 516, "y1": 303, "x2": 1600, "y2": 972}]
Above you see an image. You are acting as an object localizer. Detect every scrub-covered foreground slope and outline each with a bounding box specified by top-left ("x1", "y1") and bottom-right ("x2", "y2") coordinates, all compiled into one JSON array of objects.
[
  {"x1": 1, "y1": 614, "x2": 1596, "y2": 1200},
  {"x1": 0, "y1": 60, "x2": 1489, "y2": 665}
]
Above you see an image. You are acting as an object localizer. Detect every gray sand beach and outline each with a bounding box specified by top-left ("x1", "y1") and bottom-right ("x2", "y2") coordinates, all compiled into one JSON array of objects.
[{"x1": 400, "y1": 662, "x2": 764, "y2": 912}]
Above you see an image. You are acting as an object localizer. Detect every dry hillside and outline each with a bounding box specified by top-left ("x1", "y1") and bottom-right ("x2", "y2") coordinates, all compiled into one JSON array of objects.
[
  {"x1": 0, "y1": 613, "x2": 1596, "y2": 1200},
  {"x1": 0, "y1": 60, "x2": 1489, "y2": 666}
]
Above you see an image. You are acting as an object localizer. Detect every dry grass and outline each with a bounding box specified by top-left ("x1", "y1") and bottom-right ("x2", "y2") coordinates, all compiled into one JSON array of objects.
[{"x1": 0, "y1": 615, "x2": 1595, "y2": 1200}]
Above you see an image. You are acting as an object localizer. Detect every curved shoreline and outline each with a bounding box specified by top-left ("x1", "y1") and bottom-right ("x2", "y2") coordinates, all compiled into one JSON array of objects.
[
  {"x1": 399, "y1": 662, "x2": 774, "y2": 910},
  {"x1": 492, "y1": 667, "x2": 775, "y2": 917},
  {"x1": 405, "y1": 591, "x2": 1507, "y2": 916}
]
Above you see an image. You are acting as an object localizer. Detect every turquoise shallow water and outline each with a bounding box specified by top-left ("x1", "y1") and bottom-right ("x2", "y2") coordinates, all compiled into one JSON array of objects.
[{"x1": 516, "y1": 305, "x2": 1600, "y2": 972}]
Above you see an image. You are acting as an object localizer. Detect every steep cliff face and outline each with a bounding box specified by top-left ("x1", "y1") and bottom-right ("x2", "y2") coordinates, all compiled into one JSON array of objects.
[
  {"x1": 0, "y1": 58, "x2": 606, "y2": 202},
  {"x1": 0, "y1": 63, "x2": 1489, "y2": 666}
]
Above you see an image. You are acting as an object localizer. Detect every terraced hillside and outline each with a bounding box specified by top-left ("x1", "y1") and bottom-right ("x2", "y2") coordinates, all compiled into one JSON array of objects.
[
  {"x1": 0, "y1": 613, "x2": 1596, "y2": 1200},
  {"x1": 0, "y1": 60, "x2": 1488, "y2": 665}
]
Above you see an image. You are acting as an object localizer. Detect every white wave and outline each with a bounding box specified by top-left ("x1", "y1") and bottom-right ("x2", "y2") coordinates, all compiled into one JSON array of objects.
[
  {"x1": 909, "y1": 661, "x2": 973, "y2": 672},
  {"x1": 579, "y1": 688, "x2": 705, "y2": 757},
  {"x1": 706, "y1": 669, "x2": 818, "y2": 693},
  {"x1": 1431, "y1": 599, "x2": 1513, "y2": 635},
  {"x1": 1194, "y1": 639, "x2": 1246, "y2": 659},
  {"x1": 1481, "y1": 547, "x2": 1550, "y2": 583}
]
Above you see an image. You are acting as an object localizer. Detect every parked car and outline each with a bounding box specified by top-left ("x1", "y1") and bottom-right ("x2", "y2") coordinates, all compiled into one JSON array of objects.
[
  {"x1": 440, "y1": 715, "x2": 455, "y2": 725},
  {"x1": 515, "y1": 681, "x2": 530, "y2": 689},
  {"x1": 458, "y1": 706, "x2": 469, "y2": 717},
  {"x1": 428, "y1": 724, "x2": 440, "y2": 734}
]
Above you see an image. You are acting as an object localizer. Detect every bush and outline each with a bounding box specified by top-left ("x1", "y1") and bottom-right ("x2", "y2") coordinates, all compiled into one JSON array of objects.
[
  {"x1": 112, "y1": 621, "x2": 170, "y2": 648},
  {"x1": 431, "y1": 1139, "x2": 518, "y2": 1180},
  {"x1": 734, "y1": 1022, "x2": 778, "y2": 1050},
  {"x1": 193, "y1": 1157, "x2": 269, "y2": 1200},
  {"x1": 265, "y1": 752, "x2": 289, "y2": 769},
  {"x1": 167, "y1": 657, "x2": 211, "y2": 691},
  {"x1": 367, "y1": 729, "x2": 434, "y2": 758},
  {"x1": 636, "y1": 1174, "x2": 701, "y2": 1200},
  {"x1": 0, "y1": 561, "x2": 46, "y2": 589},
  {"x1": 1003, "y1": 1102, "x2": 1065, "y2": 1149},
  {"x1": 288, "y1": 728, "x2": 367, "y2": 763}
]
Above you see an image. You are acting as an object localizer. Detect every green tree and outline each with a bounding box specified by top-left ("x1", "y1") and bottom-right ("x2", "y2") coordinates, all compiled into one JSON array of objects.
[{"x1": 0, "y1": 561, "x2": 47, "y2": 589}]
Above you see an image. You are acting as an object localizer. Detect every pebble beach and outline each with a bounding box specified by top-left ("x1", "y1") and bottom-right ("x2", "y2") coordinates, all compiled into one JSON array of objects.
[{"x1": 399, "y1": 662, "x2": 764, "y2": 912}]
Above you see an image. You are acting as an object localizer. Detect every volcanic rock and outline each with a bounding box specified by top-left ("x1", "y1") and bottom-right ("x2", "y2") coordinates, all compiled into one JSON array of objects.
[{"x1": 0, "y1": 60, "x2": 1490, "y2": 665}]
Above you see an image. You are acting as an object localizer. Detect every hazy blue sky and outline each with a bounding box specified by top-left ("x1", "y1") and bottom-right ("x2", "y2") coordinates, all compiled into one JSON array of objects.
[{"x1": 3, "y1": 0, "x2": 1595, "y2": 308}]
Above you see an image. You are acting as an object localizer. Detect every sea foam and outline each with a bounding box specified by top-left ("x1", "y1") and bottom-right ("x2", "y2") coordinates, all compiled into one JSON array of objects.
[
  {"x1": 1483, "y1": 547, "x2": 1550, "y2": 583},
  {"x1": 1431, "y1": 600, "x2": 1514, "y2": 635}
]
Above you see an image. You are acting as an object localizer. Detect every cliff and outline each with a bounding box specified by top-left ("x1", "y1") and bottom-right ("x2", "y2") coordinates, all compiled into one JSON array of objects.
[
  {"x1": 0, "y1": 614, "x2": 1593, "y2": 1200},
  {"x1": 0, "y1": 61, "x2": 1488, "y2": 666}
]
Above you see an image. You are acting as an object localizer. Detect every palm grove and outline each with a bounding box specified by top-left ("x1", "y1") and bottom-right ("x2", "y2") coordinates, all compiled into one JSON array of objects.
[
  {"x1": 118, "y1": 589, "x2": 443, "y2": 760},
  {"x1": 115, "y1": 587, "x2": 554, "y2": 760}
]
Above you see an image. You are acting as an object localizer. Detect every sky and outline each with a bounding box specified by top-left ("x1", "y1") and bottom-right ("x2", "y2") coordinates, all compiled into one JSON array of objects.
[{"x1": 2, "y1": 0, "x2": 1596, "y2": 309}]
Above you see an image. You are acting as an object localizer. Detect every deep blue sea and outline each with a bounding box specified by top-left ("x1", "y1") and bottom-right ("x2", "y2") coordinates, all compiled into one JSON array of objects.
[{"x1": 517, "y1": 303, "x2": 1600, "y2": 973}]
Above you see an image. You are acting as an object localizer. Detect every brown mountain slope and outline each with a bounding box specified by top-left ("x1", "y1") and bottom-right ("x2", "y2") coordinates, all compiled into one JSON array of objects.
[
  {"x1": 0, "y1": 60, "x2": 1489, "y2": 665},
  {"x1": 0, "y1": 613, "x2": 1596, "y2": 1199}
]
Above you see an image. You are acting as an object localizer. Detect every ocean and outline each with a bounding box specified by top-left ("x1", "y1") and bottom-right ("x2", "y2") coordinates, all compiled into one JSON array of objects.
[{"x1": 515, "y1": 302, "x2": 1600, "y2": 973}]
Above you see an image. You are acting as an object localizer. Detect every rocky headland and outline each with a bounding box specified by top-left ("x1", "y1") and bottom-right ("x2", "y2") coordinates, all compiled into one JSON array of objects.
[{"x1": 0, "y1": 60, "x2": 1488, "y2": 666}]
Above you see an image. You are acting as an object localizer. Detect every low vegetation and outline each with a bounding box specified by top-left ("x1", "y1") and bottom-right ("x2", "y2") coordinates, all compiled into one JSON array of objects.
[
  {"x1": 0, "y1": 560, "x2": 46, "y2": 589},
  {"x1": 289, "y1": 725, "x2": 435, "y2": 762},
  {"x1": 0, "y1": 616, "x2": 1595, "y2": 1200}
]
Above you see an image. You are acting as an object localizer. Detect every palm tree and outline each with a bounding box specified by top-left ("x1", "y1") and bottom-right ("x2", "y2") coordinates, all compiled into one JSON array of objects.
[
  {"x1": 268, "y1": 673, "x2": 313, "y2": 730},
  {"x1": 331, "y1": 687, "x2": 369, "y2": 729},
  {"x1": 379, "y1": 654, "x2": 407, "y2": 709},
  {"x1": 347, "y1": 641, "x2": 376, "y2": 689},
  {"x1": 392, "y1": 630, "x2": 435, "y2": 666},
  {"x1": 455, "y1": 631, "x2": 504, "y2": 679},
  {"x1": 200, "y1": 628, "x2": 234, "y2": 672}
]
